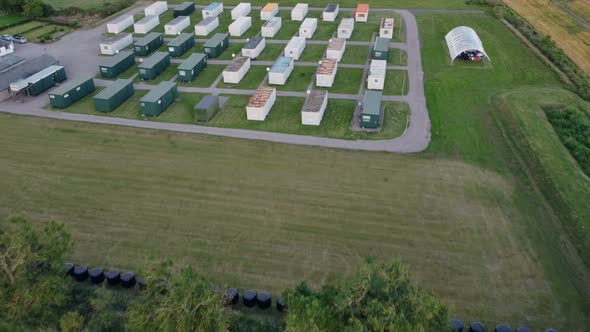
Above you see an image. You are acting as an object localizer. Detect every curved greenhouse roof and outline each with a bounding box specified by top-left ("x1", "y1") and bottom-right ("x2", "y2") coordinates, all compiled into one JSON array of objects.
[{"x1": 445, "y1": 26, "x2": 490, "y2": 62}]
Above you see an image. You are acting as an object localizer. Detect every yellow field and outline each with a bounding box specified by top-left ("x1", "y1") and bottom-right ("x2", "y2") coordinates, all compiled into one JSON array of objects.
[{"x1": 569, "y1": 0, "x2": 590, "y2": 19}]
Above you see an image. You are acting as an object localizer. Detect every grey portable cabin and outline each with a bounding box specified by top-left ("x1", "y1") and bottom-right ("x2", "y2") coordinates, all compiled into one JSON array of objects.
[
  {"x1": 24, "y1": 65, "x2": 67, "y2": 96},
  {"x1": 48, "y1": 76, "x2": 95, "y2": 108},
  {"x1": 194, "y1": 95, "x2": 219, "y2": 122},
  {"x1": 93, "y1": 78, "x2": 134, "y2": 112},
  {"x1": 167, "y1": 33, "x2": 195, "y2": 57},
  {"x1": 372, "y1": 37, "x2": 389, "y2": 60},
  {"x1": 134, "y1": 32, "x2": 164, "y2": 56},
  {"x1": 359, "y1": 90, "x2": 382, "y2": 128},
  {"x1": 139, "y1": 81, "x2": 177, "y2": 116},
  {"x1": 98, "y1": 50, "x2": 135, "y2": 78},
  {"x1": 203, "y1": 33, "x2": 229, "y2": 58},
  {"x1": 177, "y1": 53, "x2": 208, "y2": 82},
  {"x1": 138, "y1": 52, "x2": 171, "y2": 80},
  {"x1": 174, "y1": 2, "x2": 195, "y2": 17}
]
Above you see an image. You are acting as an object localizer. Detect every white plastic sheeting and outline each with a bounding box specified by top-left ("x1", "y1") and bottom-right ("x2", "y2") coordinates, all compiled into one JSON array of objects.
[{"x1": 444, "y1": 26, "x2": 490, "y2": 62}]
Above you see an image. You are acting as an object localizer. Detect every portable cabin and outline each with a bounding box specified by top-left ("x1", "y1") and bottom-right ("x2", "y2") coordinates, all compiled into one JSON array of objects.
[
  {"x1": 167, "y1": 33, "x2": 195, "y2": 57},
  {"x1": 231, "y1": 3, "x2": 251, "y2": 20},
  {"x1": 195, "y1": 17, "x2": 219, "y2": 36},
  {"x1": 291, "y1": 3, "x2": 308, "y2": 21},
  {"x1": 222, "y1": 55, "x2": 251, "y2": 83},
  {"x1": 326, "y1": 38, "x2": 346, "y2": 61},
  {"x1": 246, "y1": 86, "x2": 276, "y2": 120},
  {"x1": 134, "y1": 15, "x2": 159, "y2": 34},
  {"x1": 137, "y1": 51, "x2": 170, "y2": 80},
  {"x1": 261, "y1": 17, "x2": 281, "y2": 37},
  {"x1": 99, "y1": 50, "x2": 135, "y2": 78},
  {"x1": 338, "y1": 18, "x2": 354, "y2": 39},
  {"x1": 177, "y1": 53, "x2": 208, "y2": 82},
  {"x1": 242, "y1": 36, "x2": 265, "y2": 59},
  {"x1": 261, "y1": 3, "x2": 278, "y2": 20},
  {"x1": 140, "y1": 81, "x2": 177, "y2": 116},
  {"x1": 145, "y1": 1, "x2": 167, "y2": 16},
  {"x1": 372, "y1": 37, "x2": 389, "y2": 60},
  {"x1": 165, "y1": 16, "x2": 190, "y2": 35},
  {"x1": 323, "y1": 4, "x2": 339, "y2": 22},
  {"x1": 367, "y1": 59, "x2": 386, "y2": 90},
  {"x1": 301, "y1": 90, "x2": 327, "y2": 125},
  {"x1": 48, "y1": 76, "x2": 95, "y2": 108},
  {"x1": 284, "y1": 36, "x2": 305, "y2": 60},
  {"x1": 194, "y1": 95, "x2": 219, "y2": 121},
  {"x1": 316, "y1": 58, "x2": 337, "y2": 87},
  {"x1": 99, "y1": 33, "x2": 133, "y2": 55},
  {"x1": 10, "y1": 65, "x2": 66, "y2": 96},
  {"x1": 299, "y1": 18, "x2": 317, "y2": 39},
  {"x1": 354, "y1": 4, "x2": 369, "y2": 22},
  {"x1": 203, "y1": 33, "x2": 229, "y2": 58},
  {"x1": 380, "y1": 18, "x2": 394, "y2": 39},
  {"x1": 229, "y1": 16, "x2": 252, "y2": 37},
  {"x1": 268, "y1": 56, "x2": 293, "y2": 85},
  {"x1": 202, "y1": 2, "x2": 223, "y2": 19},
  {"x1": 134, "y1": 32, "x2": 164, "y2": 56},
  {"x1": 107, "y1": 15, "x2": 134, "y2": 34},
  {"x1": 359, "y1": 90, "x2": 382, "y2": 128},
  {"x1": 174, "y1": 2, "x2": 195, "y2": 17},
  {"x1": 93, "y1": 78, "x2": 134, "y2": 112}
]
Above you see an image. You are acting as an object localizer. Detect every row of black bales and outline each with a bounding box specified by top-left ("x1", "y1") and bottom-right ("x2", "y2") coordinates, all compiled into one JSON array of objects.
[
  {"x1": 66, "y1": 263, "x2": 145, "y2": 289},
  {"x1": 224, "y1": 288, "x2": 285, "y2": 312},
  {"x1": 451, "y1": 319, "x2": 559, "y2": 332}
]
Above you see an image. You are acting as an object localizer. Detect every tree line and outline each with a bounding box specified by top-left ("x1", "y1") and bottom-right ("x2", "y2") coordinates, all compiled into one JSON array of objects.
[{"x1": 0, "y1": 0, "x2": 137, "y2": 19}]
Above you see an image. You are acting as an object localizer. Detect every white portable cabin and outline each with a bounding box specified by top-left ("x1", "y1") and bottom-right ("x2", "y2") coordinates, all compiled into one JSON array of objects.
[
  {"x1": 260, "y1": 3, "x2": 279, "y2": 20},
  {"x1": 99, "y1": 33, "x2": 133, "y2": 55},
  {"x1": 299, "y1": 18, "x2": 317, "y2": 39},
  {"x1": 231, "y1": 3, "x2": 251, "y2": 20},
  {"x1": 268, "y1": 56, "x2": 294, "y2": 85},
  {"x1": 284, "y1": 36, "x2": 305, "y2": 60},
  {"x1": 229, "y1": 16, "x2": 252, "y2": 37},
  {"x1": 195, "y1": 17, "x2": 219, "y2": 36},
  {"x1": 367, "y1": 59, "x2": 386, "y2": 90},
  {"x1": 145, "y1": 1, "x2": 168, "y2": 16},
  {"x1": 202, "y1": 2, "x2": 223, "y2": 19},
  {"x1": 222, "y1": 55, "x2": 251, "y2": 84},
  {"x1": 246, "y1": 86, "x2": 276, "y2": 121},
  {"x1": 301, "y1": 90, "x2": 328, "y2": 126},
  {"x1": 134, "y1": 15, "x2": 160, "y2": 34},
  {"x1": 165, "y1": 16, "x2": 190, "y2": 35},
  {"x1": 261, "y1": 17, "x2": 281, "y2": 37},
  {"x1": 107, "y1": 15, "x2": 134, "y2": 34},
  {"x1": 291, "y1": 3, "x2": 308, "y2": 21},
  {"x1": 355, "y1": 4, "x2": 369, "y2": 22},
  {"x1": 326, "y1": 38, "x2": 346, "y2": 62},
  {"x1": 323, "y1": 4, "x2": 339, "y2": 22},
  {"x1": 316, "y1": 58, "x2": 337, "y2": 87},
  {"x1": 338, "y1": 18, "x2": 354, "y2": 39},
  {"x1": 380, "y1": 18, "x2": 394, "y2": 39},
  {"x1": 242, "y1": 36, "x2": 266, "y2": 59}
]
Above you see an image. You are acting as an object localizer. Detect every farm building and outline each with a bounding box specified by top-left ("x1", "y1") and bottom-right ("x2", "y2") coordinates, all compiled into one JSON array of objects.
[
  {"x1": 261, "y1": 3, "x2": 279, "y2": 20},
  {"x1": 367, "y1": 59, "x2": 386, "y2": 90},
  {"x1": 98, "y1": 50, "x2": 135, "y2": 78},
  {"x1": 338, "y1": 18, "x2": 354, "y2": 39},
  {"x1": 134, "y1": 32, "x2": 164, "y2": 56},
  {"x1": 174, "y1": 2, "x2": 195, "y2": 17},
  {"x1": 268, "y1": 56, "x2": 293, "y2": 85},
  {"x1": 242, "y1": 36, "x2": 265, "y2": 59},
  {"x1": 229, "y1": 16, "x2": 252, "y2": 37},
  {"x1": 195, "y1": 17, "x2": 219, "y2": 36},
  {"x1": 299, "y1": 18, "x2": 317, "y2": 39},
  {"x1": 106, "y1": 15, "x2": 134, "y2": 34},
  {"x1": 203, "y1": 2, "x2": 223, "y2": 19},
  {"x1": 301, "y1": 90, "x2": 327, "y2": 126},
  {"x1": 284, "y1": 36, "x2": 305, "y2": 60},
  {"x1": 0, "y1": 39, "x2": 14, "y2": 57},
  {"x1": 261, "y1": 17, "x2": 281, "y2": 37},
  {"x1": 137, "y1": 51, "x2": 170, "y2": 80},
  {"x1": 231, "y1": 3, "x2": 251, "y2": 20},
  {"x1": 203, "y1": 33, "x2": 229, "y2": 58},
  {"x1": 323, "y1": 4, "x2": 339, "y2": 22},
  {"x1": 140, "y1": 81, "x2": 177, "y2": 116},
  {"x1": 222, "y1": 55, "x2": 251, "y2": 84},
  {"x1": 167, "y1": 33, "x2": 195, "y2": 57},
  {"x1": 372, "y1": 37, "x2": 389, "y2": 60},
  {"x1": 359, "y1": 90, "x2": 382, "y2": 128},
  {"x1": 246, "y1": 86, "x2": 276, "y2": 120},
  {"x1": 99, "y1": 33, "x2": 132, "y2": 55},
  {"x1": 380, "y1": 18, "x2": 394, "y2": 39},
  {"x1": 326, "y1": 38, "x2": 346, "y2": 61},
  {"x1": 177, "y1": 53, "x2": 208, "y2": 82},
  {"x1": 194, "y1": 95, "x2": 219, "y2": 121},
  {"x1": 134, "y1": 15, "x2": 159, "y2": 34},
  {"x1": 8, "y1": 62, "x2": 65, "y2": 97},
  {"x1": 93, "y1": 78, "x2": 134, "y2": 112},
  {"x1": 48, "y1": 76, "x2": 95, "y2": 108},
  {"x1": 445, "y1": 26, "x2": 490, "y2": 62},
  {"x1": 145, "y1": 1, "x2": 168, "y2": 16},
  {"x1": 165, "y1": 16, "x2": 190, "y2": 35},
  {"x1": 315, "y1": 58, "x2": 337, "y2": 87},
  {"x1": 355, "y1": 4, "x2": 369, "y2": 22},
  {"x1": 291, "y1": 3, "x2": 308, "y2": 21}
]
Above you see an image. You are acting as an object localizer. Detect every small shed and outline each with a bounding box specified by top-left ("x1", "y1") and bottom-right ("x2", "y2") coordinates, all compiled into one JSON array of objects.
[
  {"x1": 316, "y1": 58, "x2": 337, "y2": 87},
  {"x1": 145, "y1": 1, "x2": 168, "y2": 16},
  {"x1": 291, "y1": 3, "x2": 308, "y2": 21},
  {"x1": 49, "y1": 76, "x2": 95, "y2": 108},
  {"x1": 247, "y1": 86, "x2": 276, "y2": 120},
  {"x1": 203, "y1": 33, "x2": 229, "y2": 58},
  {"x1": 99, "y1": 50, "x2": 135, "y2": 78},
  {"x1": 359, "y1": 90, "x2": 382, "y2": 128},
  {"x1": 107, "y1": 15, "x2": 134, "y2": 34},
  {"x1": 195, "y1": 17, "x2": 219, "y2": 36},
  {"x1": 174, "y1": 2, "x2": 195, "y2": 17},
  {"x1": 326, "y1": 38, "x2": 346, "y2": 61},
  {"x1": 138, "y1": 51, "x2": 170, "y2": 80},
  {"x1": 261, "y1": 3, "x2": 279, "y2": 20},
  {"x1": 261, "y1": 16, "x2": 281, "y2": 37},
  {"x1": 372, "y1": 37, "x2": 389, "y2": 60},
  {"x1": 299, "y1": 18, "x2": 317, "y2": 39},
  {"x1": 134, "y1": 15, "x2": 160, "y2": 34},
  {"x1": 10, "y1": 65, "x2": 66, "y2": 96},
  {"x1": 223, "y1": 55, "x2": 251, "y2": 83},
  {"x1": 323, "y1": 4, "x2": 339, "y2": 22},
  {"x1": 231, "y1": 3, "x2": 251, "y2": 20},
  {"x1": 284, "y1": 36, "x2": 305, "y2": 60},
  {"x1": 139, "y1": 81, "x2": 177, "y2": 116},
  {"x1": 301, "y1": 90, "x2": 327, "y2": 125},
  {"x1": 268, "y1": 56, "x2": 293, "y2": 85},
  {"x1": 367, "y1": 59, "x2": 386, "y2": 90},
  {"x1": 93, "y1": 78, "x2": 134, "y2": 112},
  {"x1": 167, "y1": 33, "x2": 195, "y2": 57},
  {"x1": 165, "y1": 16, "x2": 190, "y2": 35},
  {"x1": 355, "y1": 3, "x2": 369, "y2": 22},
  {"x1": 177, "y1": 53, "x2": 208, "y2": 82},
  {"x1": 242, "y1": 36, "x2": 266, "y2": 59},
  {"x1": 99, "y1": 33, "x2": 133, "y2": 55},
  {"x1": 338, "y1": 18, "x2": 354, "y2": 39},
  {"x1": 380, "y1": 18, "x2": 394, "y2": 39},
  {"x1": 134, "y1": 32, "x2": 164, "y2": 56},
  {"x1": 203, "y1": 2, "x2": 223, "y2": 19},
  {"x1": 194, "y1": 95, "x2": 219, "y2": 121},
  {"x1": 229, "y1": 16, "x2": 252, "y2": 37}
]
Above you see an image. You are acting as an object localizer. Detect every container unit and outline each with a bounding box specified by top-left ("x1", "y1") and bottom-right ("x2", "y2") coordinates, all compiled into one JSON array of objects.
[
  {"x1": 203, "y1": 33, "x2": 229, "y2": 58},
  {"x1": 246, "y1": 86, "x2": 276, "y2": 121},
  {"x1": 167, "y1": 33, "x2": 195, "y2": 57},
  {"x1": 99, "y1": 33, "x2": 133, "y2": 55},
  {"x1": 222, "y1": 55, "x2": 251, "y2": 83},
  {"x1": 268, "y1": 56, "x2": 293, "y2": 85},
  {"x1": 241, "y1": 36, "x2": 265, "y2": 59},
  {"x1": 195, "y1": 17, "x2": 219, "y2": 36},
  {"x1": 322, "y1": 4, "x2": 339, "y2": 22},
  {"x1": 98, "y1": 50, "x2": 135, "y2": 78},
  {"x1": 177, "y1": 53, "x2": 208, "y2": 82},
  {"x1": 231, "y1": 3, "x2": 251, "y2": 20},
  {"x1": 93, "y1": 78, "x2": 134, "y2": 112},
  {"x1": 380, "y1": 18, "x2": 394, "y2": 39},
  {"x1": 10, "y1": 65, "x2": 66, "y2": 96},
  {"x1": 165, "y1": 16, "x2": 190, "y2": 35},
  {"x1": 194, "y1": 95, "x2": 219, "y2": 122},
  {"x1": 301, "y1": 90, "x2": 327, "y2": 125},
  {"x1": 139, "y1": 81, "x2": 177, "y2": 116},
  {"x1": 298, "y1": 18, "x2": 317, "y2": 39},
  {"x1": 174, "y1": 2, "x2": 195, "y2": 17},
  {"x1": 326, "y1": 38, "x2": 346, "y2": 61},
  {"x1": 134, "y1": 15, "x2": 159, "y2": 34},
  {"x1": 359, "y1": 90, "x2": 382, "y2": 128},
  {"x1": 372, "y1": 37, "x2": 389, "y2": 60},
  {"x1": 107, "y1": 15, "x2": 134, "y2": 34},
  {"x1": 284, "y1": 36, "x2": 305, "y2": 60},
  {"x1": 260, "y1": 3, "x2": 278, "y2": 20},
  {"x1": 134, "y1": 32, "x2": 164, "y2": 56},
  {"x1": 291, "y1": 3, "x2": 308, "y2": 21},
  {"x1": 315, "y1": 58, "x2": 337, "y2": 87},
  {"x1": 261, "y1": 16, "x2": 281, "y2": 37},
  {"x1": 145, "y1": 1, "x2": 168, "y2": 16},
  {"x1": 337, "y1": 18, "x2": 354, "y2": 39},
  {"x1": 354, "y1": 4, "x2": 369, "y2": 22},
  {"x1": 137, "y1": 51, "x2": 170, "y2": 80},
  {"x1": 202, "y1": 2, "x2": 223, "y2": 19},
  {"x1": 229, "y1": 16, "x2": 252, "y2": 37},
  {"x1": 367, "y1": 59, "x2": 386, "y2": 90},
  {"x1": 48, "y1": 76, "x2": 95, "y2": 108}
]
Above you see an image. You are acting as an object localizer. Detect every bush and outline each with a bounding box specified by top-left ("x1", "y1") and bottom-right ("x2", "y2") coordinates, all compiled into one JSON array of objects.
[{"x1": 545, "y1": 106, "x2": 590, "y2": 176}]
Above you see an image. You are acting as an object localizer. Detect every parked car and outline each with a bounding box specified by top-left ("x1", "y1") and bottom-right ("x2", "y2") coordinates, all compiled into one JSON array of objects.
[
  {"x1": 13, "y1": 35, "x2": 27, "y2": 44},
  {"x1": 0, "y1": 34, "x2": 13, "y2": 41}
]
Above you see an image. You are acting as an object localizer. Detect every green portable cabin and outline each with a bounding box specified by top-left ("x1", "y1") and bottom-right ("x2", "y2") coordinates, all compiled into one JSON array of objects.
[
  {"x1": 138, "y1": 52, "x2": 170, "y2": 80},
  {"x1": 134, "y1": 32, "x2": 164, "y2": 56},
  {"x1": 359, "y1": 90, "x2": 382, "y2": 128},
  {"x1": 48, "y1": 76, "x2": 95, "y2": 108},
  {"x1": 98, "y1": 50, "x2": 135, "y2": 78},
  {"x1": 372, "y1": 37, "x2": 389, "y2": 60},
  {"x1": 139, "y1": 81, "x2": 178, "y2": 116},
  {"x1": 177, "y1": 53, "x2": 208, "y2": 82},
  {"x1": 174, "y1": 2, "x2": 195, "y2": 17},
  {"x1": 203, "y1": 33, "x2": 229, "y2": 58},
  {"x1": 194, "y1": 95, "x2": 219, "y2": 122},
  {"x1": 26, "y1": 65, "x2": 67, "y2": 96},
  {"x1": 167, "y1": 33, "x2": 195, "y2": 57},
  {"x1": 93, "y1": 79, "x2": 134, "y2": 112}
]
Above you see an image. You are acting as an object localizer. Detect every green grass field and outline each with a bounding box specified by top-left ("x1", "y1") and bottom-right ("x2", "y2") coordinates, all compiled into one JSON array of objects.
[
  {"x1": 318, "y1": 68, "x2": 364, "y2": 94},
  {"x1": 44, "y1": 0, "x2": 130, "y2": 10},
  {"x1": 0, "y1": 15, "x2": 27, "y2": 28},
  {"x1": 275, "y1": 66, "x2": 316, "y2": 92},
  {"x1": 178, "y1": 65, "x2": 225, "y2": 88}
]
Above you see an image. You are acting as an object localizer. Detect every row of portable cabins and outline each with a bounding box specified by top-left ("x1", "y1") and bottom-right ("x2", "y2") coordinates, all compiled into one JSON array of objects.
[
  {"x1": 94, "y1": 79, "x2": 177, "y2": 116},
  {"x1": 231, "y1": 3, "x2": 251, "y2": 20},
  {"x1": 223, "y1": 55, "x2": 250, "y2": 83},
  {"x1": 229, "y1": 16, "x2": 251, "y2": 37},
  {"x1": 242, "y1": 36, "x2": 265, "y2": 59},
  {"x1": 164, "y1": 16, "x2": 190, "y2": 35},
  {"x1": 291, "y1": 3, "x2": 308, "y2": 21},
  {"x1": 9, "y1": 65, "x2": 66, "y2": 96},
  {"x1": 261, "y1": 17, "x2": 281, "y2": 37},
  {"x1": 48, "y1": 76, "x2": 95, "y2": 108},
  {"x1": 100, "y1": 33, "x2": 133, "y2": 55},
  {"x1": 299, "y1": 18, "x2": 317, "y2": 39}
]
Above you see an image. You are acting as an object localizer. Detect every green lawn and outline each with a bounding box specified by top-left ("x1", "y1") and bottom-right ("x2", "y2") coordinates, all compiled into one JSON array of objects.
[
  {"x1": 0, "y1": 15, "x2": 27, "y2": 28},
  {"x1": 43, "y1": 0, "x2": 129, "y2": 9},
  {"x1": 275, "y1": 66, "x2": 316, "y2": 92},
  {"x1": 388, "y1": 48, "x2": 408, "y2": 66},
  {"x1": 178, "y1": 65, "x2": 225, "y2": 88},
  {"x1": 318, "y1": 68, "x2": 364, "y2": 94},
  {"x1": 217, "y1": 43, "x2": 245, "y2": 60},
  {"x1": 383, "y1": 70, "x2": 408, "y2": 96},
  {"x1": 340, "y1": 45, "x2": 371, "y2": 65},
  {"x1": 135, "y1": 64, "x2": 178, "y2": 85},
  {"x1": 256, "y1": 44, "x2": 285, "y2": 61},
  {"x1": 217, "y1": 66, "x2": 267, "y2": 89}
]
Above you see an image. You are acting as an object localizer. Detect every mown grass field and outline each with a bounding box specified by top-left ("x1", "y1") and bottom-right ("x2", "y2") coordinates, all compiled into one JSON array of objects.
[
  {"x1": 0, "y1": 15, "x2": 27, "y2": 28},
  {"x1": 166, "y1": 0, "x2": 473, "y2": 9}
]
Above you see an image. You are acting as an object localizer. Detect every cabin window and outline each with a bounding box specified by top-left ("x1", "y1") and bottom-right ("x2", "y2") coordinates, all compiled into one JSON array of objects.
[
  {"x1": 64, "y1": 94, "x2": 69, "y2": 98},
  {"x1": 168, "y1": 47, "x2": 174, "y2": 52},
  {"x1": 179, "y1": 70, "x2": 186, "y2": 76},
  {"x1": 375, "y1": 51, "x2": 382, "y2": 57},
  {"x1": 362, "y1": 115, "x2": 371, "y2": 121}
]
